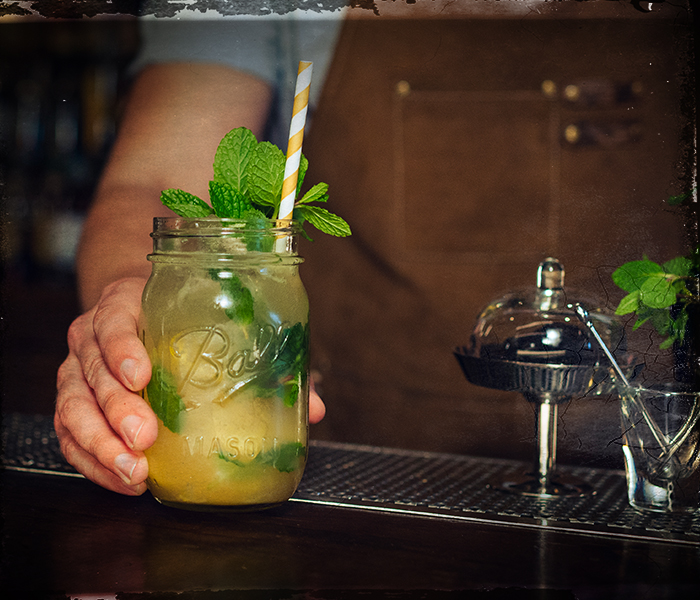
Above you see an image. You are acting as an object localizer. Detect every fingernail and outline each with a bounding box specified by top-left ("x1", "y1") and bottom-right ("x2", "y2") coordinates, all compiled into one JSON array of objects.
[
  {"x1": 121, "y1": 415, "x2": 145, "y2": 449},
  {"x1": 115, "y1": 453, "x2": 139, "y2": 484},
  {"x1": 120, "y1": 358, "x2": 138, "y2": 389}
]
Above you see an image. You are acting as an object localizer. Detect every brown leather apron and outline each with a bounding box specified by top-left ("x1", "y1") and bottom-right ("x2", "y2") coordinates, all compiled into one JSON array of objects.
[{"x1": 301, "y1": 13, "x2": 690, "y2": 466}]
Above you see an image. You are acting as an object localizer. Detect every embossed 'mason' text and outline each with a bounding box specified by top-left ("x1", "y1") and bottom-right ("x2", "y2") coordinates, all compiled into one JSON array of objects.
[{"x1": 183, "y1": 434, "x2": 279, "y2": 459}]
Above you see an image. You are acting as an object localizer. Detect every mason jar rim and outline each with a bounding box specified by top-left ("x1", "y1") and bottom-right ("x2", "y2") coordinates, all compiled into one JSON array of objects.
[{"x1": 151, "y1": 216, "x2": 300, "y2": 237}]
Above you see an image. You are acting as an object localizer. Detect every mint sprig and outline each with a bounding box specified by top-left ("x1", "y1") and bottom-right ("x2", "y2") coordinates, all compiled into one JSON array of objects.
[
  {"x1": 611, "y1": 187, "x2": 699, "y2": 350},
  {"x1": 613, "y1": 252, "x2": 699, "y2": 349},
  {"x1": 159, "y1": 127, "x2": 351, "y2": 239}
]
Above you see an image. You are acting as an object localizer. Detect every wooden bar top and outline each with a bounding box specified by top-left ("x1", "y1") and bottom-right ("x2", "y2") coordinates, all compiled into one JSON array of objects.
[{"x1": 2, "y1": 466, "x2": 699, "y2": 598}]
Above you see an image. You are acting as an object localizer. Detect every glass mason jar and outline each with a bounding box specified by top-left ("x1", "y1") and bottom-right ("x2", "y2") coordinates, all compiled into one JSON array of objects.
[{"x1": 139, "y1": 217, "x2": 309, "y2": 511}]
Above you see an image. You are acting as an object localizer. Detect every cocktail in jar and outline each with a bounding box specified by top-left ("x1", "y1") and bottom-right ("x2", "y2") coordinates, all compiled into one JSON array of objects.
[
  {"x1": 140, "y1": 126, "x2": 350, "y2": 510},
  {"x1": 141, "y1": 217, "x2": 309, "y2": 510}
]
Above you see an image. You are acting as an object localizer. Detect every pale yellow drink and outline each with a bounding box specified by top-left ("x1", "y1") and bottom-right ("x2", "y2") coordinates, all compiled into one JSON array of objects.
[{"x1": 140, "y1": 217, "x2": 309, "y2": 511}]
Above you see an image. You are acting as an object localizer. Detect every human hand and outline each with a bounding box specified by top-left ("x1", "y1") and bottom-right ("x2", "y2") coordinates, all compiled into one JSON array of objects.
[
  {"x1": 309, "y1": 377, "x2": 326, "y2": 424},
  {"x1": 55, "y1": 277, "x2": 326, "y2": 495},
  {"x1": 55, "y1": 277, "x2": 157, "y2": 495}
]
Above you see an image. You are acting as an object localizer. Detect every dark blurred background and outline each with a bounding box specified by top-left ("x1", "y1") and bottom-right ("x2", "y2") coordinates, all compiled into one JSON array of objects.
[
  {"x1": 1, "y1": 16, "x2": 139, "y2": 414},
  {"x1": 1, "y1": 1, "x2": 697, "y2": 471}
]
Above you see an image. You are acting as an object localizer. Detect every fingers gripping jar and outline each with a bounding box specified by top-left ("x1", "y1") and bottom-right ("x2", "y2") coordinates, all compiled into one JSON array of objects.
[{"x1": 140, "y1": 218, "x2": 309, "y2": 511}]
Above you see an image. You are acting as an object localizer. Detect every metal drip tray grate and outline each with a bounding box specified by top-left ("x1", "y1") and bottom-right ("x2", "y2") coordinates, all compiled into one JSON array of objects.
[
  {"x1": 296, "y1": 442, "x2": 700, "y2": 544},
  {"x1": 3, "y1": 413, "x2": 698, "y2": 544}
]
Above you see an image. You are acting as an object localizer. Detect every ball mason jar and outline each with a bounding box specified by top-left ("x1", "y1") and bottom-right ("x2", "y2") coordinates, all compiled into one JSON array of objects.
[{"x1": 140, "y1": 217, "x2": 309, "y2": 511}]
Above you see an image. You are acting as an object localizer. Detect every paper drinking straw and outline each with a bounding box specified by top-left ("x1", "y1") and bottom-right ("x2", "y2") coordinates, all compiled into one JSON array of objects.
[{"x1": 278, "y1": 61, "x2": 313, "y2": 222}]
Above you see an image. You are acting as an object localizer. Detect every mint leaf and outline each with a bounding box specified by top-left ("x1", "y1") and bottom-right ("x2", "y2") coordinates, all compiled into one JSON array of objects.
[
  {"x1": 667, "y1": 186, "x2": 697, "y2": 206},
  {"x1": 298, "y1": 182, "x2": 329, "y2": 204},
  {"x1": 274, "y1": 322, "x2": 309, "y2": 377},
  {"x1": 295, "y1": 205, "x2": 351, "y2": 237},
  {"x1": 667, "y1": 193, "x2": 686, "y2": 206},
  {"x1": 146, "y1": 365, "x2": 185, "y2": 434},
  {"x1": 650, "y1": 308, "x2": 673, "y2": 336},
  {"x1": 612, "y1": 259, "x2": 663, "y2": 293},
  {"x1": 209, "y1": 180, "x2": 254, "y2": 218},
  {"x1": 209, "y1": 270, "x2": 255, "y2": 325},
  {"x1": 640, "y1": 274, "x2": 677, "y2": 309},
  {"x1": 295, "y1": 215, "x2": 315, "y2": 243},
  {"x1": 247, "y1": 141, "x2": 285, "y2": 210},
  {"x1": 628, "y1": 304, "x2": 667, "y2": 333},
  {"x1": 615, "y1": 291, "x2": 640, "y2": 315},
  {"x1": 265, "y1": 442, "x2": 306, "y2": 472},
  {"x1": 218, "y1": 442, "x2": 306, "y2": 473},
  {"x1": 220, "y1": 274, "x2": 255, "y2": 325},
  {"x1": 213, "y1": 127, "x2": 257, "y2": 194},
  {"x1": 241, "y1": 209, "x2": 275, "y2": 252},
  {"x1": 280, "y1": 380, "x2": 301, "y2": 408},
  {"x1": 249, "y1": 322, "x2": 309, "y2": 406},
  {"x1": 663, "y1": 256, "x2": 693, "y2": 277},
  {"x1": 659, "y1": 336, "x2": 676, "y2": 350},
  {"x1": 672, "y1": 308, "x2": 689, "y2": 343},
  {"x1": 161, "y1": 189, "x2": 213, "y2": 218}
]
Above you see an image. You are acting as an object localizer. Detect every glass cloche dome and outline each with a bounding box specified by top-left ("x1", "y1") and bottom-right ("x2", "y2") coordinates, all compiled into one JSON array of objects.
[
  {"x1": 454, "y1": 258, "x2": 626, "y2": 497},
  {"x1": 455, "y1": 257, "x2": 623, "y2": 401}
]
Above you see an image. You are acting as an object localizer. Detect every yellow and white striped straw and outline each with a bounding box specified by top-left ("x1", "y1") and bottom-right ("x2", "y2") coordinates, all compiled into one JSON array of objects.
[{"x1": 278, "y1": 60, "x2": 313, "y2": 222}]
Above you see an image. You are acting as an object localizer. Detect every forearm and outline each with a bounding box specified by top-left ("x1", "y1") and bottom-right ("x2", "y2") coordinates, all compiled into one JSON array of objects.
[
  {"x1": 75, "y1": 62, "x2": 273, "y2": 311},
  {"x1": 75, "y1": 184, "x2": 164, "y2": 311}
]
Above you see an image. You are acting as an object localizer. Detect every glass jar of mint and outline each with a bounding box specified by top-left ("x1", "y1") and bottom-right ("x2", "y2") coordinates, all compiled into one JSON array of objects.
[{"x1": 140, "y1": 217, "x2": 309, "y2": 511}]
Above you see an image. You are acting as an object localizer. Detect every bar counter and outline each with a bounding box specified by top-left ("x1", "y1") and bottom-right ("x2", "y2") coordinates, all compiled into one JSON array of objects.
[{"x1": 2, "y1": 413, "x2": 699, "y2": 598}]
